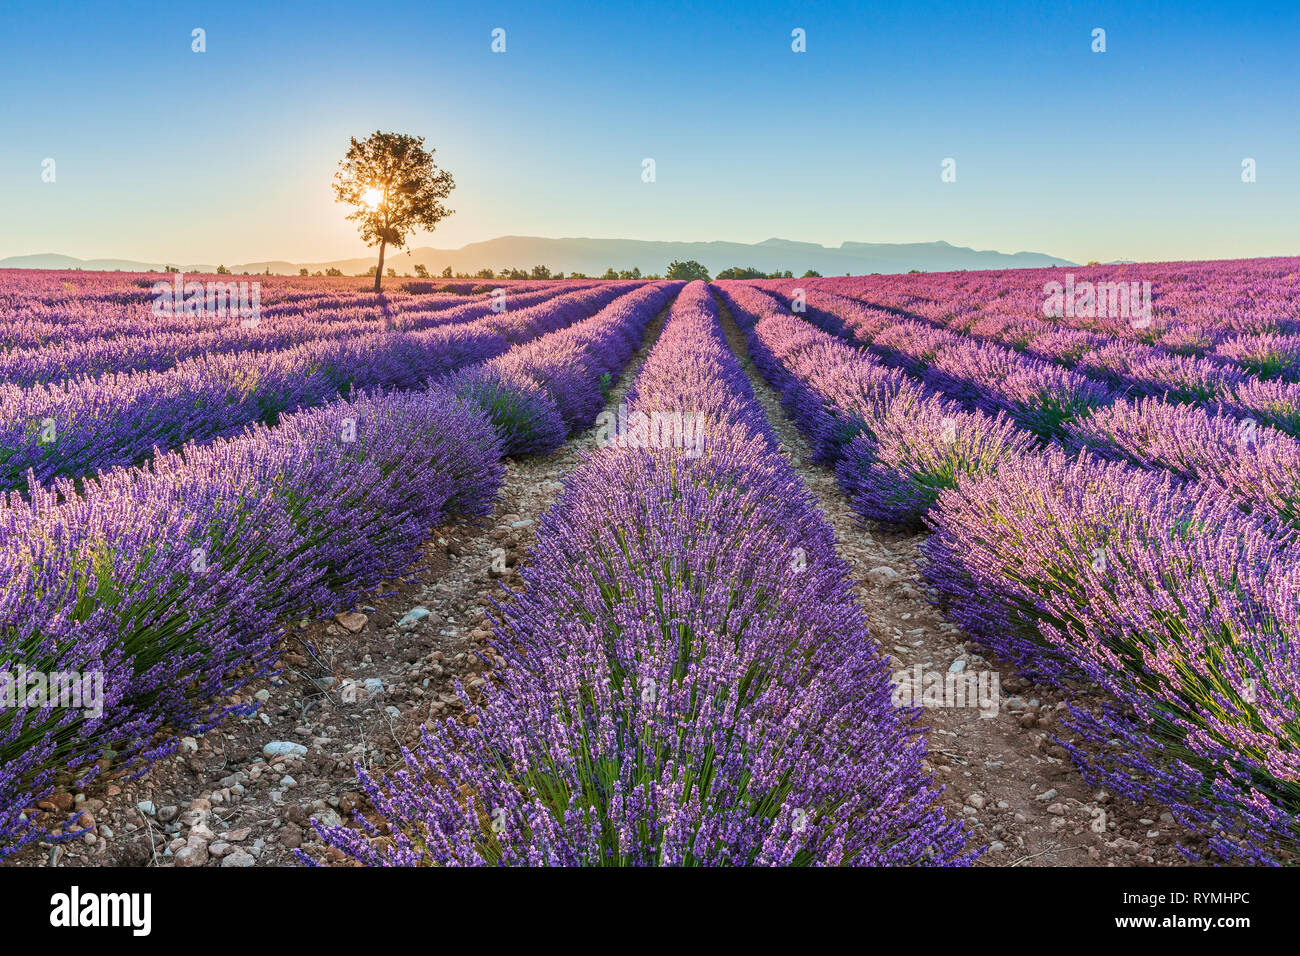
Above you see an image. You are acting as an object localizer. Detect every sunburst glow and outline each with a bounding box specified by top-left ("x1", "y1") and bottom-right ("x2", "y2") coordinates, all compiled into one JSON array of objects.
[{"x1": 362, "y1": 186, "x2": 384, "y2": 210}]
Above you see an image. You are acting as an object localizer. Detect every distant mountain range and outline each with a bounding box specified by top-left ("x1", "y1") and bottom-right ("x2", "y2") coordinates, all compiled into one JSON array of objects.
[{"x1": 0, "y1": 236, "x2": 1077, "y2": 277}]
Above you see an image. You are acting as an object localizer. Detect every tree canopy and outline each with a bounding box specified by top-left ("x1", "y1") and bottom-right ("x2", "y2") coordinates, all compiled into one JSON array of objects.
[
  {"x1": 333, "y1": 131, "x2": 455, "y2": 292},
  {"x1": 665, "y1": 259, "x2": 711, "y2": 281}
]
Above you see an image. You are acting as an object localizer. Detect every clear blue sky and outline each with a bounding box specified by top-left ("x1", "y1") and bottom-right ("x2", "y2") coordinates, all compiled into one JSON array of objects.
[{"x1": 1, "y1": 0, "x2": 1296, "y2": 265}]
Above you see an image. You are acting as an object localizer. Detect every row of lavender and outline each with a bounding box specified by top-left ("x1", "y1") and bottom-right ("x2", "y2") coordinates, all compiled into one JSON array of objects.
[
  {"x1": 0, "y1": 283, "x2": 639, "y2": 491},
  {"x1": 779, "y1": 286, "x2": 1300, "y2": 438},
  {"x1": 817, "y1": 279, "x2": 1300, "y2": 402},
  {"x1": 0, "y1": 282, "x2": 589, "y2": 386},
  {"x1": 821, "y1": 264, "x2": 1300, "y2": 382},
  {"x1": 847, "y1": 283, "x2": 1300, "y2": 526},
  {"x1": 0, "y1": 271, "x2": 560, "y2": 346},
  {"x1": 762, "y1": 285, "x2": 1300, "y2": 529},
  {"x1": 785, "y1": 257, "x2": 1300, "y2": 348},
  {"x1": 720, "y1": 282, "x2": 1299, "y2": 864},
  {"x1": 0, "y1": 282, "x2": 677, "y2": 859},
  {"x1": 312, "y1": 281, "x2": 970, "y2": 866}
]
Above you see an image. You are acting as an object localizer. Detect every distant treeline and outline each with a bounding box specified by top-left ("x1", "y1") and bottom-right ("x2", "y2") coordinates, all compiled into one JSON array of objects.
[
  {"x1": 714, "y1": 266, "x2": 822, "y2": 280},
  {"x1": 148, "y1": 262, "x2": 828, "y2": 281}
]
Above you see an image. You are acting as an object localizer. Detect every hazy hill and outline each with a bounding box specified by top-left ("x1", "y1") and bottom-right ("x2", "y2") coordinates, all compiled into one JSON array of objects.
[{"x1": 0, "y1": 237, "x2": 1076, "y2": 276}]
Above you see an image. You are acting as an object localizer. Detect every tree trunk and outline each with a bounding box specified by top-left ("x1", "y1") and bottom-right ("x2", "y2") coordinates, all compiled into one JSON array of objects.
[{"x1": 374, "y1": 239, "x2": 387, "y2": 293}]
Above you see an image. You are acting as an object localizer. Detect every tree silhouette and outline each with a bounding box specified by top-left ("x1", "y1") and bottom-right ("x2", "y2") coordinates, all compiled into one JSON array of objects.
[{"x1": 333, "y1": 131, "x2": 455, "y2": 292}]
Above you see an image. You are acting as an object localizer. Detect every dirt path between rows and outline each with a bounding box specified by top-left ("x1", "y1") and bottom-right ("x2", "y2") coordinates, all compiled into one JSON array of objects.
[
  {"x1": 715, "y1": 302, "x2": 1199, "y2": 868},
  {"x1": 6, "y1": 303, "x2": 674, "y2": 869}
]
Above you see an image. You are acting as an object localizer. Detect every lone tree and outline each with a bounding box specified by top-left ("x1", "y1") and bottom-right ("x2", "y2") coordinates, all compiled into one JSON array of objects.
[{"x1": 334, "y1": 131, "x2": 455, "y2": 292}]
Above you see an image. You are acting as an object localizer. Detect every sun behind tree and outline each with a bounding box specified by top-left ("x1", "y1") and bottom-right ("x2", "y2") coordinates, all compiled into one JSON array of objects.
[{"x1": 333, "y1": 131, "x2": 455, "y2": 292}]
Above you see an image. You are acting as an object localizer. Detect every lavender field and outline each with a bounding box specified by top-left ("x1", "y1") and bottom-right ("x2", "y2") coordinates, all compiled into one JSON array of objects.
[{"x1": 0, "y1": 260, "x2": 1296, "y2": 869}]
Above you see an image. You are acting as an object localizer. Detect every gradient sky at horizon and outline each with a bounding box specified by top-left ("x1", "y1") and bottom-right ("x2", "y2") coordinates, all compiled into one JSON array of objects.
[{"x1": 2, "y1": 0, "x2": 1297, "y2": 266}]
